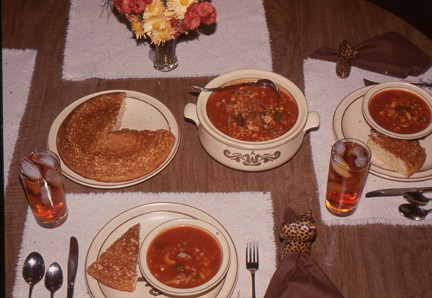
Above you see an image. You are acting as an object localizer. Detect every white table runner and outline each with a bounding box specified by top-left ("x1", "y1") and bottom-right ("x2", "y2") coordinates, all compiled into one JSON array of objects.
[
  {"x1": 63, "y1": 0, "x2": 272, "y2": 80},
  {"x1": 13, "y1": 192, "x2": 276, "y2": 297},
  {"x1": 304, "y1": 58, "x2": 432, "y2": 226},
  {"x1": 2, "y1": 48, "x2": 38, "y2": 190}
]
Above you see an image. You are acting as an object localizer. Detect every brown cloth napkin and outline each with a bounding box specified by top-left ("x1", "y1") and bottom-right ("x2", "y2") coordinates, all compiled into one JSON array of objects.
[
  {"x1": 264, "y1": 208, "x2": 344, "y2": 298},
  {"x1": 264, "y1": 253, "x2": 344, "y2": 298},
  {"x1": 310, "y1": 31, "x2": 431, "y2": 78}
]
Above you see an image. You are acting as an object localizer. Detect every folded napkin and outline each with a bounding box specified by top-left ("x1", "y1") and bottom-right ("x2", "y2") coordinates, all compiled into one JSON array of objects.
[
  {"x1": 2, "y1": 48, "x2": 38, "y2": 190},
  {"x1": 264, "y1": 208, "x2": 343, "y2": 298},
  {"x1": 264, "y1": 253, "x2": 344, "y2": 298},
  {"x1": 311, "y1": 31, "x2": 431, "y2": 78}
]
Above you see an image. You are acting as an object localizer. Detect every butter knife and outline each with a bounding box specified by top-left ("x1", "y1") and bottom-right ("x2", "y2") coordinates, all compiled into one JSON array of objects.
[
  {"x1": 366, "y1": 187, "x2": 432, "y2": 197},
  {"x1": 67, "y1": 237, "x2": 79, "y2": 298}
]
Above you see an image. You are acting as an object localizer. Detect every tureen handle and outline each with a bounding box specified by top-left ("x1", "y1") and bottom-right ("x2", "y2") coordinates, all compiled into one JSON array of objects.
[
  {"x1": 184, "y1": 103, "x2": 200, "y2": 126},
  {"x1": 304, "y1": 111, "x2": 320, "y2": 132}
]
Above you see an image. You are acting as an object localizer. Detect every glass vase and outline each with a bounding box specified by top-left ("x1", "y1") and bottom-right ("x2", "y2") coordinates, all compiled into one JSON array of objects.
[{"x1": 153, "y1": 39, "x2": 178, "y2": 72}]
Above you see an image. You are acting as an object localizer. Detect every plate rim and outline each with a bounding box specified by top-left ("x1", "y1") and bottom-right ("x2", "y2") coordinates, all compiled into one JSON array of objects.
[
  {"x1": 332, "y1": 86, "x2": 432, "y2": 182},
  {"x1": 84, "y1": 202, "x2": 239, "y2": 298},
  {"x1": 47, "y1": 89, "x2": 180, "y2": 189}
]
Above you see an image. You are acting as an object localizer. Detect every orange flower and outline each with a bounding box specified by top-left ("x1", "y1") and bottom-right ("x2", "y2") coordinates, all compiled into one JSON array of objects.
[{"x1": 131, "y1": 16, "x2": 145, "y2": 39}]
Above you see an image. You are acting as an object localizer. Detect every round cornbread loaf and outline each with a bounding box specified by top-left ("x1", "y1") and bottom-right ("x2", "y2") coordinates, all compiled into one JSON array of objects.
[{"x1": 57, "y1": 92, "x2": 175, "y2": 182}]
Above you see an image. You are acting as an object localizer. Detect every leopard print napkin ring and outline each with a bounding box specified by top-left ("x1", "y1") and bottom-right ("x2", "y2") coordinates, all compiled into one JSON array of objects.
[
  {"x1": 279, "y1": 211, "x2": 317, "y2": 260},
  {"x1": 336, "y1": 40, "x2": 359, "y2": 78}
]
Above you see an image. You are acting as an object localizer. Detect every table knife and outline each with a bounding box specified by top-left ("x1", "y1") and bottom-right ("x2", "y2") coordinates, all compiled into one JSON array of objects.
[
  {"x1": 365, "y1": 187, "x2": 432, "y2": 197},
  {"x1": 67, "y1": 236, "x2": 79, "y2": 298}
]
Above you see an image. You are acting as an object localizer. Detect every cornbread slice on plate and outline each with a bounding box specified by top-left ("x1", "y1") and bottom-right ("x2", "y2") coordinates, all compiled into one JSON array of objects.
[
  {"x1": 87, "y1": 223, "x2": 141, "y2": 292},
  {"x1": 367, "y1": 134, "x2": 426, "y2": 178},
  {"x1": 56, "y1": 92, "x2": 176, "y2": 182}
]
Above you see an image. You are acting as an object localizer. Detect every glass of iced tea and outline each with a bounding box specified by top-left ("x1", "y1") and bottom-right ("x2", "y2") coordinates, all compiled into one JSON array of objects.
[
  {"x1": 325, "y1": 138, "x2": 371, "y2": 216},
  {"x1": 19, "y1": 150, "x2": 68, "y2": 228}
]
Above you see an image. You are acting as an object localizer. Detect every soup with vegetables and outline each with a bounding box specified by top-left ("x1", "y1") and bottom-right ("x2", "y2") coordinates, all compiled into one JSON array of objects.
[
  {"x1": 146, "y1": 226, "x2": 222, "y2": 289},
  {"x1": 368, "y1": 89, "x2": 431, "y2": 134},
  {"x1": 206, "y1": 82, "x2": 298, "y2": 141}
]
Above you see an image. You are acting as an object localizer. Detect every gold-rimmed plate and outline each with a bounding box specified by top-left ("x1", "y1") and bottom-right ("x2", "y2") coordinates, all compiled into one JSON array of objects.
[
  {"x1": 84, "y1": 202, "x2": 238, "y2": 298},
  {"x1": 47, "y1": 90, "x2": 180, "y2": 189},
  {"x1": 333, "y1": 86, "x2": 432, "y2": 182}
]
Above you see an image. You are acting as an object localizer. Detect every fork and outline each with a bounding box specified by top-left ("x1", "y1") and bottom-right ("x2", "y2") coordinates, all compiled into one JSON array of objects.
[{"x1": 246, "y1": 238, "x2": 259, "y2": 298}]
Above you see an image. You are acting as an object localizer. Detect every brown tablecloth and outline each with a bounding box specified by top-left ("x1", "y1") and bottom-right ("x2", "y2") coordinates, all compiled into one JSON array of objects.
[{"x1": 3, "y1": 0, "x2": 432, "y2": 297}]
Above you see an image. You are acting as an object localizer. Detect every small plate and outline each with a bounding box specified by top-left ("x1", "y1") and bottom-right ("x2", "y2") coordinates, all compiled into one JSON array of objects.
[
  {"x1": 47, "y1": 90, "x2": 180, "y2": 189},
  {"x1": 85, "y1": 202, "x2": 238, "y2": 298},
  {"x1": 333, "y1": 86, "x2": 432, "y2": 182}
]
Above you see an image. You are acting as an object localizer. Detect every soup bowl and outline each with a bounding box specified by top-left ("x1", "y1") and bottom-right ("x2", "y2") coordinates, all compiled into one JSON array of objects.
[
  {"x1": 184, "y1": 69, "x2": 320, "y2": 171},
  {"x1": 139, "y1": 218, "x2": 230, "y2": 296},
  {"x1": 362, "y1": 82, "x2": 432, "y2": 140}
]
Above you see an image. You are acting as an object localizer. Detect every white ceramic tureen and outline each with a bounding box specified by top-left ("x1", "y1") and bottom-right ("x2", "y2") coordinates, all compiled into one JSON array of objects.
[{"x1": 184, "y1": 69, "x2": 320, "y2": 171}]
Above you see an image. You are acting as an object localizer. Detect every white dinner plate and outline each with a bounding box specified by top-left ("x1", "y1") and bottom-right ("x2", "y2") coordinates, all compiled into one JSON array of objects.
[
  {"x1": 85, "y1": 202, "x2": 238, "y2": 298},
  {"x1": 47, "y1": 90, "x2": 180, "y2": 189},
  {"x1": 333, "y1": 86, "x2": 432, "y2": 182}
]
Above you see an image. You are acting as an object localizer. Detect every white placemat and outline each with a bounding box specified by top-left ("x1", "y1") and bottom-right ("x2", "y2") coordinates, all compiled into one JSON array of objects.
[
  {"x1": 13, "y1": 192, "x2": 276, "y2": 297},
  {"x1": 2, "y1": 48, "x2": 38, "y2": 191},
  {"x1": 304, "y1": 58, "x2": 432, "y2": 226},
  {"x1": 63, "y1": 0, "x2": 272, "y2": 80}
]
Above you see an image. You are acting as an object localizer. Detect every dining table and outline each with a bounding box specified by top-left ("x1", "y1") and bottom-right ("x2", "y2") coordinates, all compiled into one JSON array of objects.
[{"x1": 3, "y1": 0, "x2": 432, "y2": 297}]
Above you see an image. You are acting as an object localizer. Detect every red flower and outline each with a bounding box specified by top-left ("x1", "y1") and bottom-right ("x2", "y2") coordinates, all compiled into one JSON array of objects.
[
  {"x1": 183, "y1": 2, "x2": 217, "y2": 31},
  {"x1": 198, "y1": 2, "x2": 217, "y2": 25},
  {"x1": 183, "y1": 10, "x2": 201, "y2": 31},
  {"x1": 170, "y1": 18, "x2": 184, "y2": 37},
  {"x1": 201, "y1": 8, "x2": 217, "y2": 26},
  {"x1": 197, "y1": 2, "x2": 215, "y2": 18},
  {"x1": 188, "y1": 2, "x2": 200, "y2": 13},
  {"x1": 113, "y1": 0, "x2": 150, "y2": 14}
]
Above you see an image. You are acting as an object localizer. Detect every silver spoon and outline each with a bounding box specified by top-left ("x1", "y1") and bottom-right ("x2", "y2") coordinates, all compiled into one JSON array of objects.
[
  {"x1": 45, "y1": 262, "x2": 63, "y2": 298},
  {"x1": 23, "y1": 252, "x2": 45, "y2": 298},
  {"x1": 403, "y1": 192, "x2": 431, "y2": 206},
  {"x1": 399, "y1": 203, "x2": 431, "y2": 221},
  {"x1": 190, "y1": 79, "x2": 280, "y2": 96}
]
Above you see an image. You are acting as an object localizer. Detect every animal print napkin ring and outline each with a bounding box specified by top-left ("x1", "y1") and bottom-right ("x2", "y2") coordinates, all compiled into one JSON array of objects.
[
  {"x1": 279, "y1": 211, "x2": 317, "y2": 260},
  {"x1": 336, "y1": 40, "x2": 359, "y2": 78}
]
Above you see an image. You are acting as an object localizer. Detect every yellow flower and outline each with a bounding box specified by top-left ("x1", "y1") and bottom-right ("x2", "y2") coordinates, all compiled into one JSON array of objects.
[
  {"x1": 143, "y1": 15, "x2": 176, "y2": 45},
  {"x1": 143, "y1": 17, "x2": 161, "y2": 33},
  {"x1": 130, "y1": 16, "x2": 145, "y2": 39},
  {"x1": 166, "y1": 0, "x2": 197, "y2": 19},
  {"x1": 150, "y1": 30, "x2": 176, "y2": 45},
  {"x1": 143, "y1": 0, "x2": 165, "y2": 19}
]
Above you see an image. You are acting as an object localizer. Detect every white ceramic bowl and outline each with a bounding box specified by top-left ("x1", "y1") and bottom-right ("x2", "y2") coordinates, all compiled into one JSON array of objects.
[
  {"x1": 362, "y1": 82, "x2": 432, "y2": 140},
  {"x1": 184, "y1": 69, "x2": 320, "y2": 171},
  {"x1": 139, "y1": 218, "x2": 230, "y2": 297}
]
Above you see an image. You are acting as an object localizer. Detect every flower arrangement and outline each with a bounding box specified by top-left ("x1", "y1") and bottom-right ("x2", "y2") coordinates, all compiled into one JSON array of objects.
[{"x1": 103, "y1": 0, "x2": 217, "y2": 45}]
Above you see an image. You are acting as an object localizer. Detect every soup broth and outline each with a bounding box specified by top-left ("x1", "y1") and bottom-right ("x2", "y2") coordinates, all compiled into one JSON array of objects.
[
  {"x1": 368, "y1": 89, "x2": 431, "y2": 134},
  {"x1": 146, "y1": 226, "x2": 222, "y2": 289},
  {"x1": 206, "y1": 82, "x2": 298, "y2": 141}
]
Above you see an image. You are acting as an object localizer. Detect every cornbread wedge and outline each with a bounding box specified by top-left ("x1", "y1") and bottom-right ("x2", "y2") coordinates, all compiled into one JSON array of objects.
[
  {"x1": 87, "y1": 223, "x2": 140, "y2": 292},
  {"x1": 367, "y1": 134, "x2": 426, "y2": 177}
]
